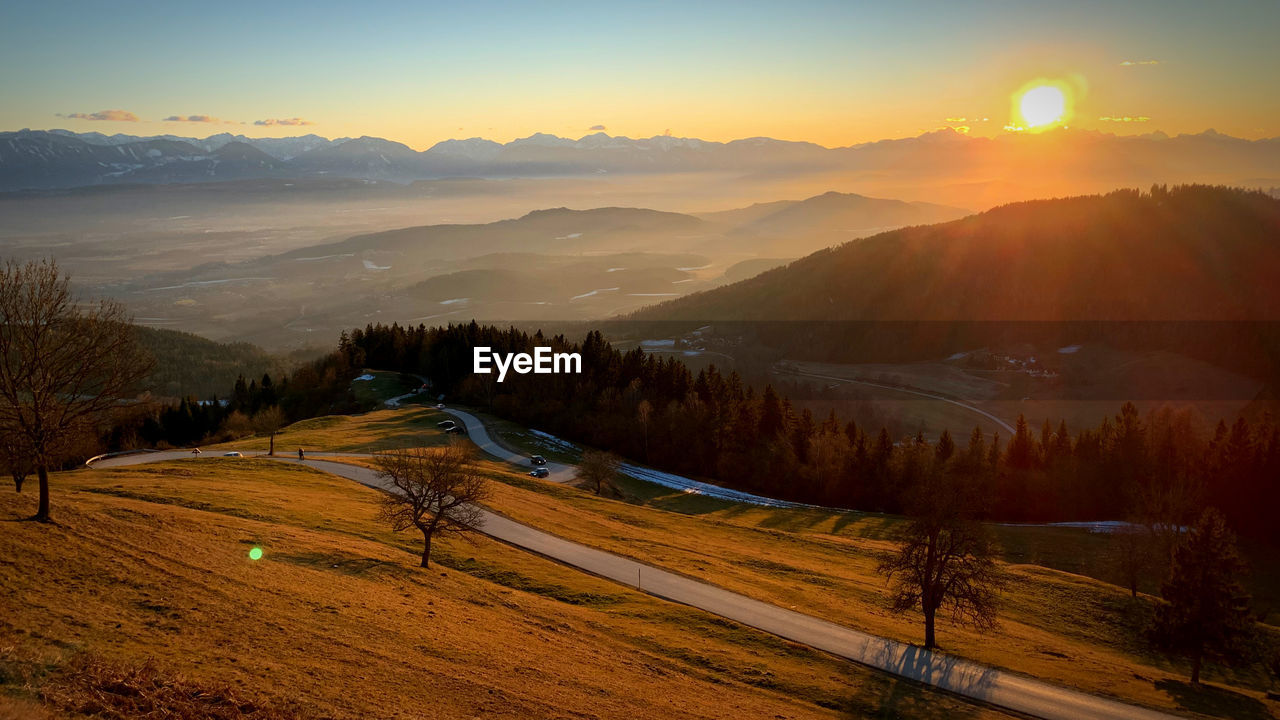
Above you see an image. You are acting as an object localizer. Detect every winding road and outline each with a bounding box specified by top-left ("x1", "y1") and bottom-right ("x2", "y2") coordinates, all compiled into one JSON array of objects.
[{"x1": 89, "y1": 439, "x2": 1174, "y2": 720}]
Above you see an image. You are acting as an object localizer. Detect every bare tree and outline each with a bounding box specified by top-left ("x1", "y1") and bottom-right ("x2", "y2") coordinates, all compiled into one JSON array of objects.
[
  {"x1": 0, "y1": 259, "x2": 152, "y2": 522},
  {"x1": 878, "y1": 468, "x2": 1006, "y2": 650},
  {"x1": 252, "y1": 405, "x2": 287, "y2": 456},
  {"x1": 577, "y1": 449, "x2": 620, "y2": 496},
  {"x1": 1110, "y1": 521, "x2": 1155, "y2": 598},
  {"x1": 374, "y1": 444, "x2": 489, "y2": 567},
  {"x1": 1, "y1": 432, "x2": 33, "y2": 492},
  {"x1": 637, "y1": 399, "x2": 652, "y2": 462}
]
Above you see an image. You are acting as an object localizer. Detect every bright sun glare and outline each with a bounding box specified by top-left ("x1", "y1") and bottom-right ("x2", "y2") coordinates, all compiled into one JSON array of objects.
[{"x1": 1018, "y1": 85, "x2": 1067, "y2": 128}]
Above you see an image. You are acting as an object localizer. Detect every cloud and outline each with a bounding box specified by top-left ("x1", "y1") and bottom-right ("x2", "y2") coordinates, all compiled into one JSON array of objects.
[
  {"x1": 588, "y1": 124, "x2": 606, "y2": 131},
  {"x1": 58, "y1": 109, "x2": 140, "y2": 122},
  {"x1": 1099, "y1": 116, "x2": 1151, "y2": 123},
  {"x1": 943, "y1": 117, "x2": 989, "y2": 124},
  {"x1": 1119, "y1": 59, "x2": 1160, "y2": 66},
  {"x1": 163, "y1": 114, "x2": 221, "y2": 123},
  {"x1": 254, "y1": 117, "x2": 313, "y2": 126}
]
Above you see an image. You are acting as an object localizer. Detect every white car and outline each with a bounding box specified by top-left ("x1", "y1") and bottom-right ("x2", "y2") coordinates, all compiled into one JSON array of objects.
[{"x1": 223, "y1": 451, "x2": 243, "y2": 458}]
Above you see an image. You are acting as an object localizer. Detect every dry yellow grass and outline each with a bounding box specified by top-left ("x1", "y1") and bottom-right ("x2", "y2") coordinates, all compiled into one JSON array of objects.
[
  {"x1": 137, "y1": 406, "x2": 1280, "y2": 718},
  {"x1": 475, "y1": 468, "x2": 1280, "y2": 719},
  {"x1": 213, "y1": 406, "x2": 451, "y2": 453},
  {"x1": 0, "y1": 459, "x2": 1010, "y2": 720}
]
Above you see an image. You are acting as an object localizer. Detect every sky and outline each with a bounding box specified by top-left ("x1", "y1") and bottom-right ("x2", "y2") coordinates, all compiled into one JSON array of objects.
[{"x1": 2, "y1": 0, "x2": 1278, "y2": 150}]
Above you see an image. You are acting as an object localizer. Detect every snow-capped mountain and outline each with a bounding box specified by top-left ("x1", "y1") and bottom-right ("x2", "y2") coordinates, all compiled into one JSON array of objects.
[{"x1": 2, "y1": 127, "x2": 1278, "y2": 192}]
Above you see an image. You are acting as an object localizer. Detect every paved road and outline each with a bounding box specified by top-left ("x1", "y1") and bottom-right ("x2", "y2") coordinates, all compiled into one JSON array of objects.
[
  {"x1": 88, "y1": 448, "x2": 1176, "y2": 720},
  {"x1": 444, "y1": 407, "x2": 843, "y2": 509},
  {"x1": 442, "y1": 408, "x2": 577, "y2": 483},
  {"x1": 775, "y1": 368, "x2": 1016, "y2": 434}
]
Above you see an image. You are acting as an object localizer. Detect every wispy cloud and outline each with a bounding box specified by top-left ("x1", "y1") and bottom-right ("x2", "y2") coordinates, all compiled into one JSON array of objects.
[
  {"x1": 588, "y1": 124, "x2": 606, "y2": 131},
  {"x1": 1099, "y1": 116, "x2": 1151, "y2": 123},
  {"x1": 57, "y1": 109, "x2": 139, "y2": 122},
  {"x1": 163, "y1": 114, "x2": 223, "y2": 123},
  {"x1": 1119, "y1": 59, "x2": 1160, "y2": 66},
  {"x1": 254, "y1": 117, "x2": 313, "y2": 126},
  {"x1": 943, "y1": 117, "x2": 989, "y2": 124}
]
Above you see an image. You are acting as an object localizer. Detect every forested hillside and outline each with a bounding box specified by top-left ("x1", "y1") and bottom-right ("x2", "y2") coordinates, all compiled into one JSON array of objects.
[
  {"x1": 636, "y1": 186, "x2": 1280, "y2": 322},
  {"x1": 134, "y1": 327, "x2": 289, "y2": 398},
  {"x1": 334, "y1": 322, "x2": 1280, "y2": 543}
]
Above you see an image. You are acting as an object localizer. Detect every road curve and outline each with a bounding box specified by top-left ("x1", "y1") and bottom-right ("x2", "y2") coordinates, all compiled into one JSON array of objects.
[
  {"x1": 442, "y1": 408, "x2": 578, "y2": 483},
  {"x1": 444, "y1": 407, "x2": 846, "y2": 510},
  {"x1": 88, "y1": 449, "x2": 1175, "y2": 720}
]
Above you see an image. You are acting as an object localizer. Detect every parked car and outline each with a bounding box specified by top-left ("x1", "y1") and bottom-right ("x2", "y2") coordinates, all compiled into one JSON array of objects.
[
  {"x1": 223, "y1": 451, "x2": 243, "y2": 457},
  {"x1": 530, "y1": 455, "x2": 547, "y2": 466},
  {"x1": 437, "y1": 420, "x2": 456, "y2": 429},
  {"x1": 529, "y1": 467, "x2": 550, "y2": 478}
]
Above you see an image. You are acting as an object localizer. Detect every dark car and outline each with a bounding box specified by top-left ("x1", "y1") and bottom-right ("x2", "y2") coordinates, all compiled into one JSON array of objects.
[
  {"x1": 437, "y1": 420, "x2": 456, "y2": 429},
  {"x1": 529, "y1": 467, "x2": 550, "y2": 478},
  {"x1": 531, "y1": 455, "x2": 547, "y2": 466}
]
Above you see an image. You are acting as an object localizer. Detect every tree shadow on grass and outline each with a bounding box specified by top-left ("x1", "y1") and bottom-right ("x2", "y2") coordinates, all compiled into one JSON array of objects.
[{"x1": 1155, "y1": 678, "x2": 1274, "y2": 720}]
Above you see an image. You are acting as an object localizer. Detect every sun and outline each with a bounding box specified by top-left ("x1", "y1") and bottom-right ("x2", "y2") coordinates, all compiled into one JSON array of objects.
[
  {"x1": 1019, "y1": 85, "x2": 1066, "y2": 128},
  {"x1": 1013, "y1": 81, "x2": 1075, "y2": 130}
]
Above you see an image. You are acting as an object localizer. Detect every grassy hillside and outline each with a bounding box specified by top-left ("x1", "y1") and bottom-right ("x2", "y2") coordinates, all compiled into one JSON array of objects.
[
  {"x1": 225, "y1": 407, "x2": 1279, "y2": 719},
  {"x1": 0, "y1": 458, "x2": 1006, "y2": 720}
]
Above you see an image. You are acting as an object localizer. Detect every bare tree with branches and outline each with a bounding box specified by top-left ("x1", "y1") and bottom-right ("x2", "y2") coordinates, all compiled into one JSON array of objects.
[
  {"x1": 0, "y1": 259, "x2": 152, "y2": 522},
  {"x1": 1, "y1": 432, "x2": 33, "y2": 493},
  {"x1": 878, "y1": 466, "x2": 1006, "y2": 650},
  {"x1": 577, "y1": 449, "x2": 620, "y2": 496},
  {"x1": 252, "y1": 406, "x2": 287, "y2": 456},
  {"x1": 374, "y1": 443, "x2": 490, "y2": 567}
]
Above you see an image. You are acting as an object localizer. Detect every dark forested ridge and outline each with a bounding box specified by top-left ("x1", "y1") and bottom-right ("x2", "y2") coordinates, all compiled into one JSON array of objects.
[
  {"x1": 134, "y1": 327, "x2": 289, "y2": 399},
  {"x1": 632, "y1": 186, "x2": 1280, "y2": 323},
  {"x1": 336, "y1": 322, "x2": 1279, "y2": 543}
]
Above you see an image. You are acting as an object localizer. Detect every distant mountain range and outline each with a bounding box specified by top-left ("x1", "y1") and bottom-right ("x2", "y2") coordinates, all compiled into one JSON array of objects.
[{"x1": 2, "y1": 127, "x2": 1279, "y2": 194}]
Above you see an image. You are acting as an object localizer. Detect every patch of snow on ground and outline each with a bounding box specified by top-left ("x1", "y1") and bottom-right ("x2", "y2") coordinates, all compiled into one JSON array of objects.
[
  {"x1": 947, "y1": 351, "x2": 969, "y2": 360},
  {"x1": 628, "y1": 293, "x2": 679, "y2": 297},
  {"x1": 524, "y1": 427, "x2": 850, "y2": 511},
  {"x1": 530, "y1": 429, "x2": 580, "y2": 453},
  {"x1": 353, "y1": 374, "x2": 375, "y2": 382},
  {"x1": 555, "y1": 233, "x2": 583, "y2": 240},
  {"x1": 640, "y1": 339, "x2": 676, "y2": 348},
  {"x1": 439, "y1": 298, "x2": 469, "y2": 305},
  {"x1": 570, "y1": 287, "x2": 620, "y2": 300},
  {"x1": 676, "y1": 264, "x2": 712, "y2": 271},
  {"x1": 363, "y1": 259, "x2": 391, "y2": 270},
  {"x1": 145, "y1": 277, "x2": 273, "y2": 292},
  {"x1": 606, "y1": 267, "x2": 626, "y2": 272},
  {"x1": 618, "y1": 463, "x2": 841, "y2": 510},
  {"x1": 295, "y1": 253, "x2": 355, "y2": 262},
  {"x1": 1058, "y1": 345, "x2": 1082, "y2": 354},
  {"x1": 998, "y1": 520, "x2": 1185, "y2": 534}
]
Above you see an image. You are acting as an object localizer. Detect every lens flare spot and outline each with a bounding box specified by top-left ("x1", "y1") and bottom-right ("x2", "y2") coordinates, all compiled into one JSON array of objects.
[{"x1": 248, "y1": 547, "x2": 264, "y2": 561}]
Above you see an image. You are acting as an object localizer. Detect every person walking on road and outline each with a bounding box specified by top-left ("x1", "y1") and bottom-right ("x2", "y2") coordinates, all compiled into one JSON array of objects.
[{"x1": 297, "y1": 448, "x2": 305, "y2": 461}]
